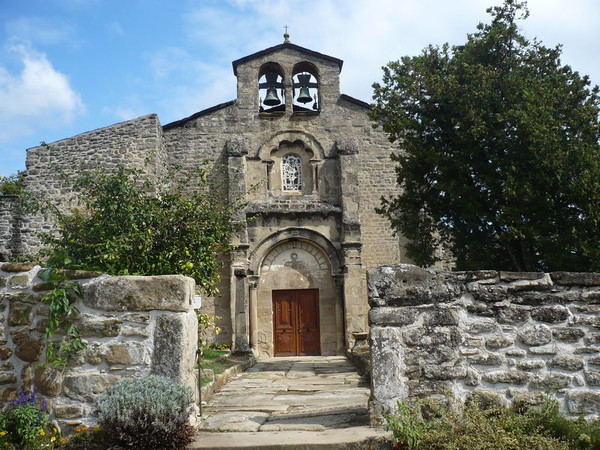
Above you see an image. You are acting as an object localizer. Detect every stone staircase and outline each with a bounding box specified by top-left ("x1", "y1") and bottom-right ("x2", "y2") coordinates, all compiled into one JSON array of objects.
[{"x1": 191, "y1": 356, "x2": 392, "y2": 449}]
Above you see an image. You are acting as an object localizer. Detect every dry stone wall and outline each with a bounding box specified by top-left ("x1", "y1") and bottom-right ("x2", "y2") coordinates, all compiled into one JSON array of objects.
[
  {"x1": 0, "y1": 262, "x2": 198, "y2": 431},
  {"x1": 368, "y1": 264, "x2": 600, "y2": 419}
]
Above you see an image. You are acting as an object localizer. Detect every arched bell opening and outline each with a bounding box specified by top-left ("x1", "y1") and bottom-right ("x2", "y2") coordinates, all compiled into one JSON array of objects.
[
  {"x1": 259, "y1": 62, "x2": 285, "y2": 113},
  {"x1": 292, "y1": 62, "x2": 319, "y2": 112},
  {"x1": 251, "y1": 236, "x2": 344, "y2": 358}
]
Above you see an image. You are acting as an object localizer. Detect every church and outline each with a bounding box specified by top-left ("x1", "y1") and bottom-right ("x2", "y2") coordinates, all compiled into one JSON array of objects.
[{"x1": 0, "y1": 35, "x2": 411, "y2": 357}]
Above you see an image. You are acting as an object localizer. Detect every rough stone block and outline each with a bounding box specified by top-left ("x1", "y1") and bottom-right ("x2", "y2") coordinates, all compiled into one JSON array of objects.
[
  {"x1": 8, "y1": 302, "x2": 33, "y2": 326},
  {"x1": 14, "y1": 335, "x2": 43, "y2": 362},
  {"x1": 63, "y1": 374, "x2": 121, "y2": 402},
  {"x1": 499, "y1": 272, "x2": 545, "y2": 281},
  {"x1": 0, "y1": 347, "x2": 12, "y2": 360},
  {"x1": 550, "y1": 356, "x2": 584, "y2": 371},
  {"x1": 528, "y1": 344, "x2": 557, "y2": 355},
  {"x1": 482, "y1": 370, "x2": 531, "y2": 385},
  {"x1": 567, "y1": 390, "x2": 600, "y2": 415},
  {"x1": 9, "y1": 273, "x2": 31, "y2": 289},
  {"x1": 497, "y1": 306, "x2": 530, "y2": 324},
  {"x1": 35, "y1": 365, "x2": 64, "y2": 397},
  {"x1": 84, "y1": 275, "x2": 195, "y2": 312},
  {"x1": 534, "y1": 374, "x2": 572, "y2": 390},
  {"x1": 485, "y1": 335, "x2": 514, "y2": 350},
  {"x1": 1, "y1": 262, "x2": 36, "y2": 272},
  {"x1": 151, "y1": 311, "x2": 198, "y2": 400},
  {"x1": 466, "y1": 389, "x2": 507, "y2": 409},
  {"x1": 584, "y1": 333, "x2": 600, "y2": 346},
  {"x1": 368, "y1": 307, "x2": 416, "y2": 326},
  {"x1": 77, "y1": 315, "x2": 122, "y2": 337},
  {"x1": 516, "y1": 359, "x2": 545, "y2": 370},
  {"x1": 551, "y1": 272, "x2": 600, "y2": 286},
  {"x1": 467, "y1": 319, "x2": 499, "y2": 334},
  {"x1": 367, "y1": 264, "x2": 462, "y2": 306},
  {"x1": 531, "y1": 305, "x2": 569, "y2": 323},
  {"x1": 105, "y1": 342, "x2": 147, "y2": 365},
  {"x1": 585, "y1": 371, "x2": 600, "y2": 386},
  {"x1": 54, "y1": 402, "x2": 84, "y2": 419},
  {"x1": 518, "y1": 324, "x2": 552, "y2": 346},
  {"x1": 425, "y1": 308, "x2": 459, "y2": 327},
  {"x1": 553, "y1": 327, "x2": 585, "y2": 343},
  {"x1": 468, "y1": 353, "x2": 504, "y2": 366}
]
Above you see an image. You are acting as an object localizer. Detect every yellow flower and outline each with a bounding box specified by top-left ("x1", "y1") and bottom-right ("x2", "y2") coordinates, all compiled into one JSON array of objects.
[
  {"x1": 50, "y1": 437, "x2": 56, "y2": 442},
  {"x1": 0, "y1": 431, "x2": 6, "y2": 436},
  {"x1": 3, "y1": 443, "x2": 9, "y2": 448},
  {"x1": 38, "y1": 428, "x2": 46, "y2": 436}
]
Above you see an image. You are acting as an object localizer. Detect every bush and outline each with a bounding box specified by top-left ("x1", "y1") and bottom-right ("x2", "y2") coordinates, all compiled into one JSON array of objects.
[
  {"x1": 96, "y1": 375, "x2": 196, "y2": 450},
  {"x1": 383, "y1": 398, "x2": 600, "y2": 450},
  {"x1": 0, "y1": 390, "x2": 60, "y2": 449}
]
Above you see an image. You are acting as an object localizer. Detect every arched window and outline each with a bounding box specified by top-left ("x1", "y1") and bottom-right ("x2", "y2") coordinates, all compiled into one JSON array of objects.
[
  {"x1": 292, "y1": 62, "x2": 319, "y2": 112},
  {"x1": 259, "y1": 63, "x2": 285, "y2": 112},
  {"x1": 281, "y1": 154, "x2": 302, "y2": 191}
]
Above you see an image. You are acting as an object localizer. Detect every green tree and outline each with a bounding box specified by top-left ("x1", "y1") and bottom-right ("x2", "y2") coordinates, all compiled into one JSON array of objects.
[
  {"x1": 372, "y1": 0, "x2": 600, "y2": 272},
  {"x1": 0, "y1": 170, "x2": 25, "y2": 196},
  {"x1": 40, "y1": 165, "x2": 245, "y2": 294}
]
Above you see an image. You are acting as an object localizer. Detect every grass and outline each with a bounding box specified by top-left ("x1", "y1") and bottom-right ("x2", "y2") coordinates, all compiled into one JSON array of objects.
[{"x1": 198, "y1": 348, "x2": 239, "y2": 387}]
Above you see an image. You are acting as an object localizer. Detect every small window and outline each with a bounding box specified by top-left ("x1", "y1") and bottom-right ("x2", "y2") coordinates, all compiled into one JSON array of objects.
[{"x1": 281, "y1": 154, "x2": 302, "y2": 191}]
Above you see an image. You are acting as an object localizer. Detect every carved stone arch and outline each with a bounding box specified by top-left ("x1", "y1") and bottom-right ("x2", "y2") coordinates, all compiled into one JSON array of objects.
[
  {"x1": 258, "y1": 62, "x2": 286, "y2": 112},
  {"x1": 249, "y1": 228, "x2": 345, "y2": 358},
  {"x1": 292, "y1": 61, "x2": 320, "y2": 111},
  {"x1": 256, "y1": 130, "x2": 325, "y2": 161},
  {"x1": 249, "y1": 228, "x2": 341, "y2": 276}
]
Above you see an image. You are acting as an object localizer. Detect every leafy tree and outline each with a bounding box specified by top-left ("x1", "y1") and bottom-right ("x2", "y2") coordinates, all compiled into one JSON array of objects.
[
  {"x1": 372, "y1": 0, "x2": 600, "y2": 272},
  {"x1": 40, "y1": 165, "x2": 245, "y2": 294},
  {"x1": 0, "y1": 171, "x2": 25, "y2": 196}
]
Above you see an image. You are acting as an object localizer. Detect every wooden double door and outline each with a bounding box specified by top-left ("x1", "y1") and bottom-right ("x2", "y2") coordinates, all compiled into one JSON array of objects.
[{"x1": 273, "y1": 289, "x2": 320, "y2": 356}]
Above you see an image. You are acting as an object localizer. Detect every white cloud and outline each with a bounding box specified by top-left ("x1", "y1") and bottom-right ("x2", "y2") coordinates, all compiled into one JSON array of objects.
[
  {"x1": 5, "y1": 17, "x2": 75, "y2": 46},
  {"x1": 0, "y1": 41, "x2": 85, "y2": 142},
  {"x1": 180, "y1": 0, "x2": 599, "y2": 102}
]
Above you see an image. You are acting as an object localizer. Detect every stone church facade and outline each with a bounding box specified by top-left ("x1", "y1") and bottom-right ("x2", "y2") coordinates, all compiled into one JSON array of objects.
[{"x1": 0, "y1": 38, "x2": 410, "y2": 357}]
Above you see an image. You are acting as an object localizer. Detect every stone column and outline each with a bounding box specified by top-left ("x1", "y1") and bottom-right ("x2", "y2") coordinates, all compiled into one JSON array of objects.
[
  {"x1": 226, "y1": 138, "x2": 251, "y2": 353},
  {"x1": 336, "y1": 138, "x2": 366, "y2": 349},
  {"x1": 248, "y1": 276, "x2": 259, "y2": 353}
]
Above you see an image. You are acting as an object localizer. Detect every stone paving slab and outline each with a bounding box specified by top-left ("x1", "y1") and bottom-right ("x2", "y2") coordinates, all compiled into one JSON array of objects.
[
  {"x1": 191, "y1": 427, "x2": 394, "y2": 450},
  {"x1": 198, "y1": 356, "x2": 374, "y2": 432},
  {"x1": 195, "y1": 356, "x2": 390, "y2": 448}
]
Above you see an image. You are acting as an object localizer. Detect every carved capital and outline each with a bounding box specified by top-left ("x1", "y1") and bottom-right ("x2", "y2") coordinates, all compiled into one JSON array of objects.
[
  {"x1": 335, "y1": 138, "x2": 359, "y2": 155},
  {"x1": 226, "y1": 138, "x2": 249, "y2": 157}
]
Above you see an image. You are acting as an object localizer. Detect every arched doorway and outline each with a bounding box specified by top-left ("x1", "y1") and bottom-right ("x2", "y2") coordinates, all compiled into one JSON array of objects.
[{"x1": 251, "y1": 236, "x2": 343, "y2": 358}]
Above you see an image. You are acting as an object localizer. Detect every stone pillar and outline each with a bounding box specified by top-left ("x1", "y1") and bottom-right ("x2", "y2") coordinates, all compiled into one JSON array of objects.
[
  {"x1": 336, "y1": 138, "x2": 366, "y2": 349},
  {"x1": 226, "y1": 138, "x2": 251, "y2": 353},
  {"x1": 230, "y1": 246, "x2": 250, "y2": 353},
  {"x1": 248, "y1": 276, "x2": 259, "y2": 352}
]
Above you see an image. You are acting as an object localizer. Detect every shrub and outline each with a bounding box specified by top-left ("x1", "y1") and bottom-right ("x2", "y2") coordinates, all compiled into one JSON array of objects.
[
  {"x1": 384, "y1": 399, "x2": 575, "y2": 450},
  {"x1": 96, "y1": 375, "x2": 196, "y2": 450},
  {"x1": 0, "y1": 390, "x2": 59, "y2": 449}
]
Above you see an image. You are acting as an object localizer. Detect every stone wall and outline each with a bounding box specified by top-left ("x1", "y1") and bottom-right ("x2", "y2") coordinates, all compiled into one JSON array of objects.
[
  {"x1": 11, "y1": 114, "x2": 166, "y2": 255},
  {"x1": 368, "y1": 264, "x2": 600, "y2": 419},
  {"x1": 0, "y1": 262, "x2": 198, "y2": 431}
]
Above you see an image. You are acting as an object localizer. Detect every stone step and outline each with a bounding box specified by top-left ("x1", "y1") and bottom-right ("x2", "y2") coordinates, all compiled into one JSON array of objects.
[{"x1": 191, "y1": 427, "x2": 393, "y2": 450}]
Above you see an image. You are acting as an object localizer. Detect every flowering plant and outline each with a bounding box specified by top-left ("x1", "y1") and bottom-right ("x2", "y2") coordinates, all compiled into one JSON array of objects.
[{"x1": 0, "y1": 390, "x2": 59, "y2": 449}]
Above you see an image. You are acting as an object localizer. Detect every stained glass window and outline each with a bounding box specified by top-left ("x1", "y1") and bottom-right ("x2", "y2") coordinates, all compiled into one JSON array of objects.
[{"x1": 282, "y1": 154, "x2": 302, "y2": 191}]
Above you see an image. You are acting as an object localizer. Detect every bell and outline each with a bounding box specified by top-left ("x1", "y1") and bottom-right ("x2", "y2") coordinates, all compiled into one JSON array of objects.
[
  {"x1": 263, "y1": 87, "x2": 281, "y2": 106},
  {"x1": 297, "y1": 86, "x2": 312, "y2": 104},
  {"x1": 296, "y1": 73, "x2": 313, "y2": 104}
]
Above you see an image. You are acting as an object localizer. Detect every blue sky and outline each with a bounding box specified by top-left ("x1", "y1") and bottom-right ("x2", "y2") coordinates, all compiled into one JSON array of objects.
[{"x1": 1, "y1": 0, "x2": 599, "y2": 177}]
